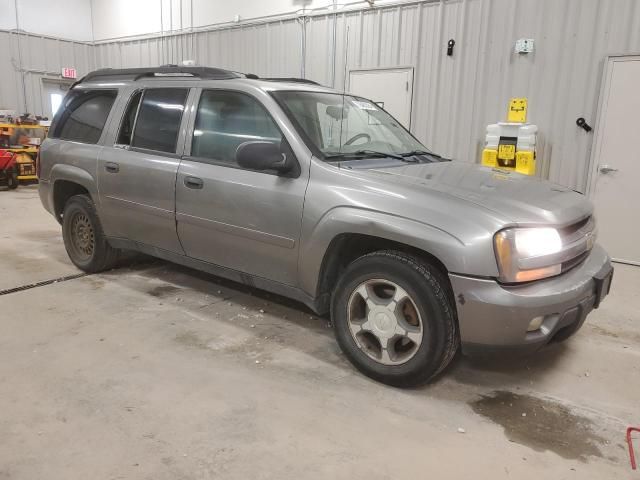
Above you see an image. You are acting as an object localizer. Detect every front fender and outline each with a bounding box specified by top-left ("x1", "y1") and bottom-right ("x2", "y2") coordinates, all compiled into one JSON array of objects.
[{"x1": 298, "y1": 206, "x2": 491, "y2": 297}]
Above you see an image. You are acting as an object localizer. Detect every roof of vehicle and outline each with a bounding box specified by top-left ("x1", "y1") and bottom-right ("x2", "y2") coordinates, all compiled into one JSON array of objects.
[{"x1": 74, "y1": 66, "x2": 337, "y2": 94}]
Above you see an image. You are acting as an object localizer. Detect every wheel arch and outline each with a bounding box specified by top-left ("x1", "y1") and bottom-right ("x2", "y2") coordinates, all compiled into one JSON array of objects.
[
  {"x1": 300, "y1": 208, "x2": 465, "y2": 314},
  {"x1": 51, "y1": 164, "x2": 97, "y2": 223}
]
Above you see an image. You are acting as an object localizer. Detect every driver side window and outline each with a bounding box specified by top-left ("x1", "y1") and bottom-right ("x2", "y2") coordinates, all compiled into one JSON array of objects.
[{"x1": 191, "y1": 90, "x2": 282, "y2": 167}]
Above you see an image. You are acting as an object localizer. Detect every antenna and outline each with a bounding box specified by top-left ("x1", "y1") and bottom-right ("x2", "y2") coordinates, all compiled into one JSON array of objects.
[
  {"x1": 338, "y1": 26, "x2": 350, "y2": 153},
  {"x1": 342, "y1": 26, "x2": 350, "y2": 93}
]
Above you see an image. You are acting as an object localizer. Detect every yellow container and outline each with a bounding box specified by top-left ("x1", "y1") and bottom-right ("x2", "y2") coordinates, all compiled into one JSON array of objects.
[
  {"x1": 507, "y1": 98, "x2": 528, "y2": 123},
  {"x1": 515, "y1": 150, "x2": 536, "y2": 175},
  {"x1": 482, "y1": 148, "x2": 536, "y2": 175},
  {"x1": 481, "y1": 148, "x2": 498, "y2": 168}
]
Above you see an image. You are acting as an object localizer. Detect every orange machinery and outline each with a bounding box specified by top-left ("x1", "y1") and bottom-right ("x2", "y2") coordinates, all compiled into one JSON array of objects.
[{"x1": 0, "y1": 122, "x2": 47, "y2": 188}]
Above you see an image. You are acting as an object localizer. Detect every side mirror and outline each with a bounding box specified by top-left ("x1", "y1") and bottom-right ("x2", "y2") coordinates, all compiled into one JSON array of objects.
[{"x1": 236, "y1": 141, "x2": 292, "y2": 174}]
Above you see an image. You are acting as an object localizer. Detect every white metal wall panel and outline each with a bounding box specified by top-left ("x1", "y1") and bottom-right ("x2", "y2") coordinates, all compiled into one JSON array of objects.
[
  {"x1": 0, "y1": 31, "x2": 93, "y2": 116},
  {"x1": 2, "y1": 0, "x2": 640, "y2": 190},
  {"x1": 0, "y1": 32, "x2": 20, "y2": 112},
  {"x1": 94, "y1": 20, "x2": 303, "y2": 78},
  {"x1": 301, "y1": 0, "x2": 640, "y2": 190}
]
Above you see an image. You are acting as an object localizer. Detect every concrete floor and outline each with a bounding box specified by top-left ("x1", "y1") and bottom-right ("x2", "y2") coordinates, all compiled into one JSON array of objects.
[{"x1": 1, "y1": 185, "x2": 639, "y2": 480}]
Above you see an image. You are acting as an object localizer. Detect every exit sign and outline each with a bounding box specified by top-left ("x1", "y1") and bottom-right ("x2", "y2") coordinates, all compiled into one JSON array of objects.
[{"x1": 61, "y1": 67, "x2": 77, "y2": 79}]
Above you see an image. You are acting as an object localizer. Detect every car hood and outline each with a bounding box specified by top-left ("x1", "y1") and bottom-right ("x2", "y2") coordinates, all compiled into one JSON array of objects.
[{"x1": 351, "y1": 160, "x2": 592, "y2": 226}]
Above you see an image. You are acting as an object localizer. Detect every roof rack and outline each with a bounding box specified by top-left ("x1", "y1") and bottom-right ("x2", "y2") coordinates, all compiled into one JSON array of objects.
[
  {"x1": 80, "y1": 66, "x2": 241, "y2": 83},
  {"x1": 259, "y1": 77, "x2": 320, "y2": 85},
  {"x1": 74, "y1": 67, "x2": 321, "y2": 88}
]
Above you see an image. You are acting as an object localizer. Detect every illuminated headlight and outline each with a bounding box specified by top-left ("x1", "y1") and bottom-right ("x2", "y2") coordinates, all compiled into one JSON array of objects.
[{"x1": 494, "y1": 227, "x2": 563, "y2": 283}]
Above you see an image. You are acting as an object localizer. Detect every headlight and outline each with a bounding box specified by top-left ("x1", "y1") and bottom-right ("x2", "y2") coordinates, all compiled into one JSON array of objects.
[{"x1": 494, "y1": 227, "x2": 563, "y2": 283}]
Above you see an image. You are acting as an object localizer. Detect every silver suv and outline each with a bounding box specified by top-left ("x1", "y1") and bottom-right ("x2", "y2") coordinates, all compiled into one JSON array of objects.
[{"x1": 38, "y1": 66, "x2": 613, "y2": 386}]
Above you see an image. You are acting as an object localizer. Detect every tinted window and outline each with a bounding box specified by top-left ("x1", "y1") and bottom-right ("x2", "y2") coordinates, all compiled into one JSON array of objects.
[
  {"x1": 117, "y1": 91, "x2": 142, "y2": 145},
  {"x1": 192, "y1": 90, "x2": 282, "y2": 165},
  {"x1": 131, "y1": 88, "x2": 188, "y2": 153},
  {"x1": 55, "y1": 90, "x2": 117, "y2": 144}
]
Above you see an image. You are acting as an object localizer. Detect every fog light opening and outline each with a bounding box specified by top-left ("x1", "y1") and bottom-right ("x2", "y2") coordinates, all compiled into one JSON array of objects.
[{"x1": 527, "y1": 315, "x2": 545, "y2": 332}]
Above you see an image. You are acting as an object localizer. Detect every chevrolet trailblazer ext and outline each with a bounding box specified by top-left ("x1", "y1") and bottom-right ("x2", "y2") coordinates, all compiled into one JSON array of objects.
[{"x1": 38, "y1": 66, "x2": 613, "y2": 387}]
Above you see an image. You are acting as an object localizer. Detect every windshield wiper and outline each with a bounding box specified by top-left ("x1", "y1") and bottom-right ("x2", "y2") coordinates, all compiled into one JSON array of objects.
[
  {"x1": 400, "y1": 150, "x2": 451, "y2": 162},
  {"x1": 353, "y1": 150, "x2": 405, "y2": 160},
  {"x1": 401, "y1": 150, "x2": 437, "y2": 158},
  {"x1": 325, "y1": 150, "x2": 410, "y2": 162}
]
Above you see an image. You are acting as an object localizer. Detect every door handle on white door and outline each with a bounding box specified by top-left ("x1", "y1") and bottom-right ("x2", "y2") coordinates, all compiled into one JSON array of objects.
[{"x1": 599, "y1": 165, "x2": 619, "y2": 174}]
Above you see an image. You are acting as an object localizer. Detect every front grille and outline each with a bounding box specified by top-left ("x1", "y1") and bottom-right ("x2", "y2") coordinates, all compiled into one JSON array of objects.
[
  {"x1": 560, "y1": 215, "x2": 595, "y2": 244},
  {"x1": 561, "y1": 251, "x2": 589, "y2": 273},
  {"x1": 558, "y1": 216, "x2": 596, "y2": 272}
]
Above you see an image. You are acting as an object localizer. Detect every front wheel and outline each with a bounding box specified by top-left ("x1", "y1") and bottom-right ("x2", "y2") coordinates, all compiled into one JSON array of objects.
[
  {"x1": 331, "y1": 250, "x2": 459, "y2": 387},
  {"x1": 61, "y1": 194, "x2": 121, "y2": 273}
]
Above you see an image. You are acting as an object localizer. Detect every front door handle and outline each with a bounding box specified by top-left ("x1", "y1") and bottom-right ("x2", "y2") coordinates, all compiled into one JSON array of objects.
[
  {"x1": 599, "y1": 164, "x2": 619, "y2": 174},
  {"x1": 105, "y1": 162, "x2": 119, "y2": 173},
  {"x1": 184, "y1": 176, "x2": 204, "y2": 189}
]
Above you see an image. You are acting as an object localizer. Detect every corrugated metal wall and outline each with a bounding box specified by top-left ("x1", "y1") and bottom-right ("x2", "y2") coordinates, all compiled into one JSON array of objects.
[
  {"x1": 6, "y1": 0, "x2": 640, "y2": 190},
  {"x1": 307, "y1": 0, "x2": 640, "y2": 191},
  {"x1": 93, "y1": 19, "x2": 304, "y2": 77},
  {"x1": 0, "y1": 31, "x2": 94, "y2": 116}
]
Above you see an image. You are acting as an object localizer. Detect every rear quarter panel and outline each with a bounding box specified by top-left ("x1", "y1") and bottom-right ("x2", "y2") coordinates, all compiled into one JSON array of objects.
[{"x1": 39, "y1": 139, "x2": 102, "y2": 213}]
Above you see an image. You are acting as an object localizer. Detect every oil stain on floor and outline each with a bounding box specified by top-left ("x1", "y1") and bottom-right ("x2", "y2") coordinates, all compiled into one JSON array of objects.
[
  {"x1": 470, "y1": 390, "x2": 605, "y2": 461},
  {"x1": 147, "y1": 284, "x2": 182, "y2": 298}
]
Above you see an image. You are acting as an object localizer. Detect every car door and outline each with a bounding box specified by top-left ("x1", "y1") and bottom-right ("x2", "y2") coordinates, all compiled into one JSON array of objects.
[
  {"x1": 97, "y1": 87, "x2": 191, "y2": 253},
  {"x1": 175, "y1": 88, "x2": 308, "y2": 286}
]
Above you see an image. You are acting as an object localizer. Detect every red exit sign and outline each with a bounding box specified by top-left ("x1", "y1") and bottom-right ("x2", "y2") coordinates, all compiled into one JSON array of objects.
[{"x1": 61, "y1": 67, "x2": 77, "y2": 79}]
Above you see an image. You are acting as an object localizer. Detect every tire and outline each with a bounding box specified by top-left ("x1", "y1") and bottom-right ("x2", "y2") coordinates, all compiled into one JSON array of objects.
[
  {"x1": 331, "y1": 250, "x2": 459, "y2": 387},
  {"x1": 61, "y1": 194, "x2": 120, "y2": 273},
  {"x1": 7, "y1": 169, "x2": 18, "y2": 190}
]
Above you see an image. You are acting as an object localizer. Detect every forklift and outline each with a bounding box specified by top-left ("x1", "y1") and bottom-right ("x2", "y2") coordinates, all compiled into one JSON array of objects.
[
  {"x1": 0, "y1": 150, "x2": 19, "y2": 189},
  {"x1": 0, "y1": 115, "x2": 47, "y2": 190}
]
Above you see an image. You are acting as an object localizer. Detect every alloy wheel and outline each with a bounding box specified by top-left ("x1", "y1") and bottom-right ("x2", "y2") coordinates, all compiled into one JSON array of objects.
[{"x1": 346, "y1": 279, "x2": 424, "y2": 365}]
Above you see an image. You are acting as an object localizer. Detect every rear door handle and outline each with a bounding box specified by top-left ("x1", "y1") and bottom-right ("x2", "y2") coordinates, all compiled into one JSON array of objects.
[
  {"x1": 184, "y1": 176, "x2": 204, "y2": 189},
  {"x1": 105, "y1": 162, "x2": 119, "y2": 173}
]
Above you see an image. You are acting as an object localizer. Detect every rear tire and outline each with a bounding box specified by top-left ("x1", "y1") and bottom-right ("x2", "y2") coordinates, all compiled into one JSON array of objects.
[
  {"x1": 61, "y1": 194, "x2": 120, "y2": 273},
  {"x1": 331, "y1": 250, "x2": 459, "y2": 387}
]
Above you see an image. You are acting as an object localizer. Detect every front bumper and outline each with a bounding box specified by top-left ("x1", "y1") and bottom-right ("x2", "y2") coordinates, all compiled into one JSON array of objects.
[{"x1": 449, "y1": 244, "x2": 612, "y2": 355}]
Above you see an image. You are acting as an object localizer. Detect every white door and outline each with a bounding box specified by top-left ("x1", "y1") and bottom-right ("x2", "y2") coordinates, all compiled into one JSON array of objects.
[
  {"x1": 589, "y1": 56, "x2": 640, "y2": 265},
  {"x1": 349, "y1": 68, "x2": 414, "y2": 128},
  {"x1": 41, "y1": 80, "x2": 72, "y2": 120}
]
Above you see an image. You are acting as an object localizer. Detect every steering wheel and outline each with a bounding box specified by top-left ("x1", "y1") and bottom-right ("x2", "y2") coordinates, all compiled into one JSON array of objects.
[{"x1": 344, "y1": 133, "x2": 371, "y2": 146}]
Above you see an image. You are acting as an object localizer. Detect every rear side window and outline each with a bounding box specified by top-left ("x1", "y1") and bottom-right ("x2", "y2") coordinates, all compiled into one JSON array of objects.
[
  {"x1": 53, "y1": 90, "x2": 117, "y2": 144},
  {"x1": 191, "y1": 90, "x2": 282, "y2": 166},
  {"x1": 131, "y1": 88, "x2": 188, "y2": 153}
]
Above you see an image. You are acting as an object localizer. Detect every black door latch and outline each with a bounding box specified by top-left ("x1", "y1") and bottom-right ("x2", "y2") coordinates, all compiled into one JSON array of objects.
[
  {"x1": 447, "y1": 39, "x2": 455, "y2": 56},
  {"x1": 576, "y1": 117, "x2": 592, "y2": 132}
]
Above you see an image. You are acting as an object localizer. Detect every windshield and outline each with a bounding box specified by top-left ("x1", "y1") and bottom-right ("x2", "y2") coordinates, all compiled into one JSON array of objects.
[{"x1": 272, "y1": 91, "x2": 429, "y2": 160}]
